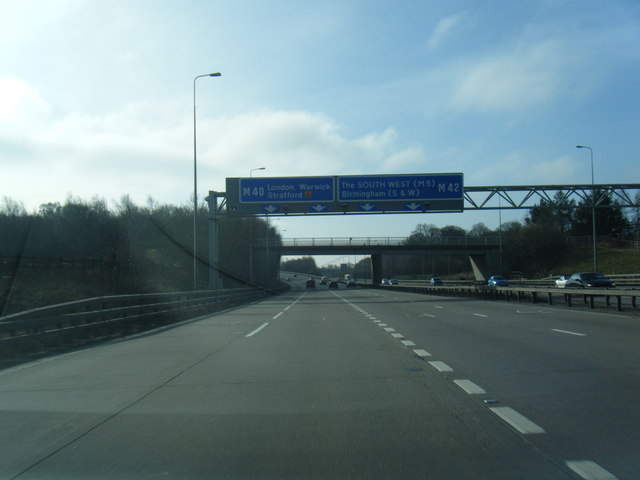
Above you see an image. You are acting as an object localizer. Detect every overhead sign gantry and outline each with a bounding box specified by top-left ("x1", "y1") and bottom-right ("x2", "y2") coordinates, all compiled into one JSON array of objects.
[{"x1": 225, "y1": 173, "x2": 464, "y2": 215}]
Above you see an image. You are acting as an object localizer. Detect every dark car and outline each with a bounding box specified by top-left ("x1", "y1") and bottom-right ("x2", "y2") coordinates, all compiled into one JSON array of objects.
[
  {"x1": 328, "y1": 280, "x2": 339, "y2": 289},
  {"x1": 306, "y1": 279, "x2": 316, "y2": 288},
  {"x1": 430, "y1": 277, "x2": 443, "y2": 286},
  {"x1": 487, "y1": 275, "x2": 509, "y2": 287},
  {"x1": 565, "y1": 272, "x2": 614, "y2": 288}
]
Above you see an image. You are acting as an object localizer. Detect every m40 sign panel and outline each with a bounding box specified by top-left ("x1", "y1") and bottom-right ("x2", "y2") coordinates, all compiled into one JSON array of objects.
[{"x1": 225, "y1": 173, "x2": 463, "y2": 215}]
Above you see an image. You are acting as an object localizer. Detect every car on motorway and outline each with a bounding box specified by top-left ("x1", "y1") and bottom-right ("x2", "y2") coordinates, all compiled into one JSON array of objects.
[
  {"x1": 555, "y1": 275, "x2": 570, "y2": 288},
  {"x1": 320, "y1": 276, "x2": 329, "y2": 285},
  {"x1": 306, "y1": 279, "x2": 316, "y2": 288},
  {"x1": 328, "y1": 280, "x2": 339, "y2": 289},
  {"x1": 346, "y1": 278, "x2": 357, "y2": 287},
  {"x1": 388, "y1": 279, "x2": 399, "y2": 285},
  {"x1": 487, "y1": 275, "x2": 509, "y2": 287},
  {"x1": 430, "y1": 277, "x2": 443, "y2": 286},
  {"x1": 564, "y1": 272, "x2": 614, "y2": 288},
  {"x1": 381, "y1": 278, "x2": 390, "y2": 285}
]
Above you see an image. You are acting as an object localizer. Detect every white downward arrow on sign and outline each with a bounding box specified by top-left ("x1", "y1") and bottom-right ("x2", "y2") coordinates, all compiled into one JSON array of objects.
[
  {"x1": 311, "y1": 204, "x2": 326, "y2": 212},
  {"x1": 361, "y1": 203, "x2": 375, "y2": 211},
  {"x1": 406, "y1": 202, "x2": 421, "y2": 210},
  {"x1": 264, "y1": 205, "x2": 278, "y2": 213}
]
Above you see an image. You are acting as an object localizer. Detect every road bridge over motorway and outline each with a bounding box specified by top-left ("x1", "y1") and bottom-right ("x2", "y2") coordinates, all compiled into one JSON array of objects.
[
  {"x1": 206, "y1": 182, "x2": 640, "y2": 288},
  {"x1": 261, "y1": 236, "x2": 499, "y2": 284}
]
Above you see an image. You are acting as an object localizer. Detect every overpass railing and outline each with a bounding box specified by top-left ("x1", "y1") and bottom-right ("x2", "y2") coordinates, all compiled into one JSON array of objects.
[{"x1": 278, "y1": 236, "x2": 500, "y2": 247}]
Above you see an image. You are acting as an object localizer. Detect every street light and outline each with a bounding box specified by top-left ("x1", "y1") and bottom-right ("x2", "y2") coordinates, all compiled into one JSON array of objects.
[
  {"x1": 250, "y1": 167, "x2": 266, "y2": 177},
  {"x1": 576, "y1": 145, "x2": 597, "y2": 271},
  {"x1": 193, "y1": 72, "x2": 221, "y2": 290},
  {"x1": 248, "y1": 167, "x2": 266, "y2": 285}
]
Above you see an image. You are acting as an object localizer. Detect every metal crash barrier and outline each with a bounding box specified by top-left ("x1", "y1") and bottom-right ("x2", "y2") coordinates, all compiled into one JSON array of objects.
[
  {"x1": 381, "y1": 283, "x2": 639, "y2": 313},
  {"x1": 0, "y1": 287, "x2": 284, "y2": 343}
]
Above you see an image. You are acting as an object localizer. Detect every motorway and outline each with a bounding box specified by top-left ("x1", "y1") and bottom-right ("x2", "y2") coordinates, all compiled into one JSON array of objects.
[{"x1": 1, "y1": 279, "x2": 638, "y2": 479}]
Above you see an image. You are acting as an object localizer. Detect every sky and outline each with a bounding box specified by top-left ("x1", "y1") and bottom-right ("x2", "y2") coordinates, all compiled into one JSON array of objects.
[{"x1": 2, "y1": 0, "x2": 639, "y2": 266}]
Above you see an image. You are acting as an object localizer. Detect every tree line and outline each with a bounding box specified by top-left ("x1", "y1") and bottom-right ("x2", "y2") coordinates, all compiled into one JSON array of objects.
[{"x1": 0, "y1": 196, "x2": 281, "y2": 315}]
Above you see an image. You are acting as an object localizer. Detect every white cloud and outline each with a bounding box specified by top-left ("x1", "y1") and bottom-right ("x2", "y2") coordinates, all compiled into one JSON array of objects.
[
  {"x1": 449, "y1": 40, "x2": 575, "y2": 113},
  {"x1": 197, "y1": 110, "x2": 425, "y2": 179},
  {"x1": 426, "y1": 11, "x2": 468, "y2": 51},
  {"x1": 0, "y1": 77, "x2": 51, "y2": 124},
  {"x1": 1, "y1": 92, "x2": 426, "y2": 210}
]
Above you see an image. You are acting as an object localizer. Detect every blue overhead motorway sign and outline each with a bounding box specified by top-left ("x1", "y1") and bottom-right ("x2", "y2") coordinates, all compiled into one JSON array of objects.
[
  {"x1": 338, "y1": 174, "x2": 463, "y2": 202},
  {"x1": 225, "y1": 173, "x2": 463, "y2": 215}
]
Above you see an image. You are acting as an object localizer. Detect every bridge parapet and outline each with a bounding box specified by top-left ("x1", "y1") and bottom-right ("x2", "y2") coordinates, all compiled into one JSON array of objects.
[{"x1": 267, "y1": 236, "x2": 500, "y2": 247}]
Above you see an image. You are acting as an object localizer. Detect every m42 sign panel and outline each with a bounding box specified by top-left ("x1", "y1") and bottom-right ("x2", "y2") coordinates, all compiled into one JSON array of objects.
[
  {"x1": 224, "y1": 173, "x2": 463, "y2": 215},
  {"x1": 337, "y1": 174, "x2": 463, "y2": 202}
]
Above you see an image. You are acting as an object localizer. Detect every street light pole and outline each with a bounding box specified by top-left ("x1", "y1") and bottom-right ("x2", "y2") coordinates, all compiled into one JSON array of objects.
[
  {"x1": 576, "y1": 145, "x2": 597, "y2": 271},
  {"x1": 248, "y1": 167, "x2": 265, "y2": 285},
  {"x1": 193, "y1": 72, "x2": 221, "y2": 290}
]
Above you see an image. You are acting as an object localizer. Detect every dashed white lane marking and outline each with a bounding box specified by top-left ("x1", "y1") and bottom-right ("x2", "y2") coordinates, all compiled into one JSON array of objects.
[
  {"x1": 401, "y1": 340, "x2": 416, "y2": 347},
  {"x1": 428, "y1": 361, "x2": 453, "y2": 372},
  {"x1": 565, "y1": 460, "x2": 618, "y2": 480},
  {"x1": 433, "y1": 306, "x2": 444, "y2": 309},
  {"x1": 489, "y1": 407, "x2": 545, "y2": 434},
  {"x1": 384, "y1": 327, "x2": 395, "y2": 332},
  {"x1": 453, "y1": 379, "x2": 487, "y2": 395},
  {"x1": 391, "y1": 333, "x2": 404, "y2": 338},
  {"x1": 378, "y1": 323, "x2": 388, "y2": 327},
  {"x1": 473, "y1": 313, "x2": 488, "y2": 318},
  {"x1": 373, "y1": 320, "x2": 381, "y2": 323},
  {"x1": 413, "y1": 349, "x2": 432, "y2": 358},
  {"x1": 368, "y1": 316, "x2": 377, "y2": 320},
  {"x1": 273, "y1": 312, "x2": 284, "y2": 320},
  {"x1": 551, "y1": 328, "x2": 587, "y2": 337},
  {"x1": 246, "y1": 322, "x2": 270, "y2": 338},
  {"x1": 421, "y1": 313, "x2": 436, "y2": 318}
]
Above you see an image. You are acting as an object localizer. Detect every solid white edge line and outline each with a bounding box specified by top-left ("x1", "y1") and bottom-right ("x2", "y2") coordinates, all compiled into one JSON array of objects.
[
  {"x1": 453, "y1": 379, "x2": 487, "y2": 395},
  {"x1": 428, "y1": 361, "x2": 453, "y2": 372},
  {"x1": 473, "y1": 313, "x2": 488, "y2": 318},
  {"x1": 565, "y1": 460, "x2": 618, "y2": 480},
  {"x1": 273, "y1": 312, "x2": 284, "y2": 320},
  {"x1": 246, "y1": 322, "x2": 270, "y2": 337},
  {"x1": 551, "y1": 328, "x2": 587, "y2": 337},
  {"x1": 489, "y1": 407, "x2": 545, "y2": 434}
]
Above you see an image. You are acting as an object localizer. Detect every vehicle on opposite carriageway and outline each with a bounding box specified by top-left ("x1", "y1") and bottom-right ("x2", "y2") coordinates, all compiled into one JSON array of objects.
[
  {"x1": 487, "y1": 275, "x2": 509, "y2": 287},
  {"x1": 563, "y1": 272, "x2": 614, "y2": 288}
]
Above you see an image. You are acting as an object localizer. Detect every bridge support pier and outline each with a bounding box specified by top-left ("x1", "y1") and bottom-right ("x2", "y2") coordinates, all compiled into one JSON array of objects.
[{"x1": 370, "y1": 254, "x2": 382, "y2": 286}]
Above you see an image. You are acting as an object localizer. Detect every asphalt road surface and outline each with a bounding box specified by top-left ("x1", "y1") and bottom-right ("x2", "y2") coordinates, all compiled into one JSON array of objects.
[{"x1": 1, "y1": 279, "x2": 638, "y2": 479}]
